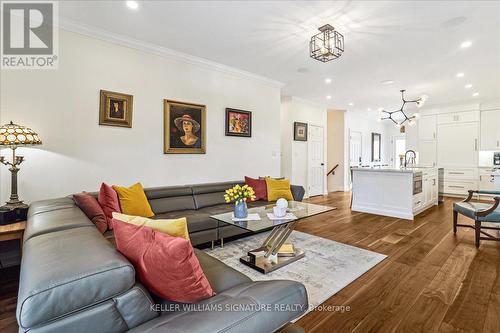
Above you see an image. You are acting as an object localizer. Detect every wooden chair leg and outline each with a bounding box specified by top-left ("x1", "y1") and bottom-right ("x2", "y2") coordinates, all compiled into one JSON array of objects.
[
  {"x1": 475, "y1": 220, "x2": 481, "y2": 248},
  {"x1": 453, "y1": 210, "x2": 458, "y2": 234}
]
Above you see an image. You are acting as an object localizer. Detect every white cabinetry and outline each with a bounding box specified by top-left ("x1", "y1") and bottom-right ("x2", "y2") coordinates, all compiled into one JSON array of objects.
[
  {"x1": 480, "y1": 110, "x2": 500, "y2": 150},
  {"x1": 418, "y1": 116, "x2": 437, "y2": 141},
  {"x1": 417, "y1": 115, "x2": 437, "y2": 167},
  {"x1": 437, "y1": 122, "x2": 478, "y2": 167},
  {"x1": 415, "y1": 168, "x2": 438, "y2": 214}
]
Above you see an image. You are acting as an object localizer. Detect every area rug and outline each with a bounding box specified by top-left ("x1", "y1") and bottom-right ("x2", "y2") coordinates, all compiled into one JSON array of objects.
[{"x1": 204, "y1": 231, "x2": 386, "y2": 312}]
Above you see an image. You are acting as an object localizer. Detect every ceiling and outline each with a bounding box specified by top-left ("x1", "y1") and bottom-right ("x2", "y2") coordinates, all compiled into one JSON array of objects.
[{"x1": 59, "y1": 1, "x2": 500, "y2": 112}]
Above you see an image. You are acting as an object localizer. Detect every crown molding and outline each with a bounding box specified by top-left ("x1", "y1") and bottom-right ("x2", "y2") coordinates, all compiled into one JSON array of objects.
[{"x1": 58, "y1": 18, "x2": 285, "y2": 88}]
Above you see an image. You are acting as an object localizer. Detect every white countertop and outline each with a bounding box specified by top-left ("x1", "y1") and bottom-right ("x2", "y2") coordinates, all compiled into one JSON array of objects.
[{"x1": 351, "y1": 166, "x2": 437, "y2": 174}]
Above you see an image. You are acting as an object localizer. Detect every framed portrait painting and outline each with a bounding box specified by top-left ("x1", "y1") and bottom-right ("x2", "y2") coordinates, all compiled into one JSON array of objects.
[
  {"x1": 164, "y1": 99, "x2": 206, "y2": 154},
  {"x1": 294, "y1": 122, "x2": 308, "y2": 141},
  {"x1": 99, "y1": 90, "x2": 133, "y2": 128},
  {"x1": 225, "y1": 108, "x2": 251, "y2": 137}
]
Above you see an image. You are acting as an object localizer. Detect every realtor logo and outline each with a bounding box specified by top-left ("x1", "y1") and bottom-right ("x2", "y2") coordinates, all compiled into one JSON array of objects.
[{"x1": 1, "y1": 1, "x2": 58, "y2": 69}]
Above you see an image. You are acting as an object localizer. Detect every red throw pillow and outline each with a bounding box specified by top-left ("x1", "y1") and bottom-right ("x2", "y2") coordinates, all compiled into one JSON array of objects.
[
  {"x1": 73, "y1": 192, "x2": 108, "y2": 233},
  {"x1": 245, "y1": 176, "x2": 268, "y2": 200},
  {"x1": 112, "y1": 219, "x2": 215, "y2": 303},
  {"x1": 98, "y1": 183, "x2": 121, "y2": 230}
]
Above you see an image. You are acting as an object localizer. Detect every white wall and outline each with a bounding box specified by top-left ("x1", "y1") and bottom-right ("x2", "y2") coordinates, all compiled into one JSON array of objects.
[
  {"x1": 0, "y1": 30, "x2": 282, "y2": 203},
  {"x1": 280, "y1": 96, "x2": 327, "y2": 197},
  {"x1": 327, "y1": 110, "x2": 345, "y2": 192}
]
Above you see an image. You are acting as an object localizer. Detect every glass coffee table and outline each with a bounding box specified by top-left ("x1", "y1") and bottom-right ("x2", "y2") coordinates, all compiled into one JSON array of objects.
[{"x1": 210, "y1": 201, "x2": 334, "y2": 274}]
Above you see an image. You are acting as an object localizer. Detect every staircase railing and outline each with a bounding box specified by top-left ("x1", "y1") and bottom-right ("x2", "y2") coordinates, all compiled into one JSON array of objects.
[{"x1": 327, "y1": 164, "x2": 339, "y2": 176}]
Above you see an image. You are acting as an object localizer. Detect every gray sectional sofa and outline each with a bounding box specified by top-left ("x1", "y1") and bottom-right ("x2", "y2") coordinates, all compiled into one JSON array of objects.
[{"x1": 17, "y1": 181, "x2": 308, "y2": 333}]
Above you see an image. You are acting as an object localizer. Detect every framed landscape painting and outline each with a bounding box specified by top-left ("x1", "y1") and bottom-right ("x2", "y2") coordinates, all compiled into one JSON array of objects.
[
  {"x1": 225, "y1": 108, "x2": 252, "y2": 137},
  {"x1": 99, "y1": 90, "x2": 133, "y2": 128},
  {"x1": 294, "y1": 122, "x2": 308, "y2": 141},
  {"x1": 164, "y1": 99, "x2": 206, "y2": 154}
]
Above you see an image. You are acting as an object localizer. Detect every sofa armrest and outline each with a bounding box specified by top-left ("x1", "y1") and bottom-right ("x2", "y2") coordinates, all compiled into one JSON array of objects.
[
  {"x1": 291, "y1": 185, "x2": 305, "y2": 202},
  {"x1": 128, "y1": 280, "x2": 308, "y2": 333}
]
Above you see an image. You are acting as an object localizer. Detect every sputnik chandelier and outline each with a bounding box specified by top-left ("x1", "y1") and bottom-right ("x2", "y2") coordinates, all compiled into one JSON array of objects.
[
  {"x1": 310, "y1": 24, "x2": 344, "y2": 62},
  {"x1": 377, "y1": 90, "x2": 428, "y2": 127}
]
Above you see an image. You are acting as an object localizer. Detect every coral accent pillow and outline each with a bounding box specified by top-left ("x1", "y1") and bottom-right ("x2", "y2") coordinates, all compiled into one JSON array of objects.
[
  {"x1": 112, "y1": 212, "x2": 190, "y2": 240},
  {"x1": 112, "y1": 219, "x2": 214, "y2": 303},
  {"x1": 265, "y1": 178, "x2": 294, "y2": 201},
  {"x1": 244, "y1": 176, "x2": 268, "y2": 201},
  {"x1": 73, "y1": 192, "x2": 108, "y2": 233},
  {"x1": 98, "y1": 183, "x2": 121, "y2": 230},
  {"x1": 112, "y1": 183, "x2": 154, "y2": 218}
]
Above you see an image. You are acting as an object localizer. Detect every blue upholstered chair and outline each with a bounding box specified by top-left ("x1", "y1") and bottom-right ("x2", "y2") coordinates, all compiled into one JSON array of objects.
[{"x1": 453, "y1": 190, "x2": 500, "y2": 248}]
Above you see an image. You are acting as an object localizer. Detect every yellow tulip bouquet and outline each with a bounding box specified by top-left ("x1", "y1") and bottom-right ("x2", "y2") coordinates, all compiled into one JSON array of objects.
[{"x1": 224, "y1": 184, "x2": 256, "y2": 204}]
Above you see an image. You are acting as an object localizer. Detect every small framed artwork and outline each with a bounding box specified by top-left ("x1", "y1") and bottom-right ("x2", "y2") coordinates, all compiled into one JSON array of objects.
[
  {"x1": 164, "y1": 99, "x2": 206, "y2": 154},
  {"x1": 371, "y1": 132, "x2": 381, "y2": 162},
  {"x1": 225, "y1": 108, "x2": 252, "y2": 137},
  {"x1": 294, "y1": 122, "x2": 308, "y2": 141},
  {"x1": 99, "y1": 90, "x2": 133, "y2": 128}
]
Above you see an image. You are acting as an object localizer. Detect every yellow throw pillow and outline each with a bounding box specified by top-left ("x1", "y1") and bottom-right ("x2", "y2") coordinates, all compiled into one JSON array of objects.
[
  {"x1": 265, "y1": 178, "x2": 294, "y2": 201},
  {"x1": 112, "y1": 182, "x2": 154, "y2": 218},
  {"x1": 113, "y1": 212, "x2": 190, "y2": 240}
]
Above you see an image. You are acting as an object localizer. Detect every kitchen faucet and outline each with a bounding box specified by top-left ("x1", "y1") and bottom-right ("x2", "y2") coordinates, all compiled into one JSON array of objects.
[{"x1": 404, "y1": 150, "x2": 416, "y2": 167}]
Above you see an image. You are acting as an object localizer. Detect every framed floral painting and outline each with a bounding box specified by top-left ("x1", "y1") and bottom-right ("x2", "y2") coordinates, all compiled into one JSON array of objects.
[{"x1": 225, "y1": 108, "x2": 252, "y2": 137}]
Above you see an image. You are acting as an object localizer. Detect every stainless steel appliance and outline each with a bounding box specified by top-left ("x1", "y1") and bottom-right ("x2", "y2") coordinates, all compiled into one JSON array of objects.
[
  {"x1": 494, "y1": 152, "x2": 500, "y2": 166},
  {"x1": 413, "y1": 172, "x2": 423, "y2": 195}
]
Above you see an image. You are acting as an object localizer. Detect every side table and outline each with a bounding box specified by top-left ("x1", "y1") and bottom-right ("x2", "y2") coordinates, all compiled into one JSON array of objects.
[{"x1": 0, "y1": 221, "x2": 26, "y2": 255}]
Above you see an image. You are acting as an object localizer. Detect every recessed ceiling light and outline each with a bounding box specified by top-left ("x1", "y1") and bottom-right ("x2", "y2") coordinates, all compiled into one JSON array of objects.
[
  {"x1": 126, "y1": 1, "x2": 139, "y2": 9},
  {"x1": 348, "y1": 102, "x2": 354, "y2": 106},
  {"x1": 367, "y1": 108, "x2": 372, "y2": 111},
  {"x1": 460, "y1": 40, "x2": 472, "y2": 48},
  {"x1": 456, "y1": 72, "x2": 464, "y2": 78},
  {"x1": 324, "y1": 78, "x2": 332, "y2": 84},
  {"x1": 465, "y1": 84, "x2": 473, "y2": 89},
  {"x1": 381, "y1": 80, "x2": 395, "y2": 85},
  {"x1": 326, "y1": 95, "x2": 332, "y2": 100},
  {"x1": 472, "y1": 92, "x2": 479, "y2": 97}
]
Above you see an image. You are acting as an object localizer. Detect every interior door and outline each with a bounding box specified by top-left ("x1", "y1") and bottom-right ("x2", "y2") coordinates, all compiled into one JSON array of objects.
[
  {"x1": 308, "y1": 125, "x2": 324, "y2": 197},
  {"x1": 437, "y1": 122, "x2": 479, "y2": 167},
  {"x1": 390, "y1": 135, "x2": 406, "y2": 167},
  {"x1": 349, "y1": 131, "x2": 362, "y2": 167}
]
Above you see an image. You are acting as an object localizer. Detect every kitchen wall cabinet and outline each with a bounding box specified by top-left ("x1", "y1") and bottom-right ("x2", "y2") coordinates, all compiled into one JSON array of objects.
[
  {"x1": 480, "y1": 109, "x2": 500, "y2": 150},
  {"x1": 437, "y1": 122, "x2": 478, "y2": 167},
  {"x1": 418, "y1": 140, "x2": 437, "y2": 167},
  {"x1": 418, "y1": 115, "x2": 437, "y2": 141},
  {"x1": 437, "y1": 110, "x2": 480, "y2": 124}
]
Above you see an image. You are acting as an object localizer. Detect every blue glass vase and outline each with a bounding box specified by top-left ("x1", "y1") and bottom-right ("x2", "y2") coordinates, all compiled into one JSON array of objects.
[{"x1": 234, "y1": 200, "x2": 248, "y2": 219}]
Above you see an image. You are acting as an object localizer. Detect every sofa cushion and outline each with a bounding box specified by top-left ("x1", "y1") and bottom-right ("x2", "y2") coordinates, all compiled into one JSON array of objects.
[
  {"x1": 113, "y1": 219, "x2": 214, "y2": 303},
  {"x1": 127, "y1": 280, "x2": 308, "y2": 333},
  {"x1": 98, "y1": 183, "x2": 121, "y2": 230},
  {"x1": 154, "y1": 210, "x2": 217, "y2": 233},
  {"x1": 113, "y1": 182, "x2": 154, "y2": 218},
  {"x1": 245, "y1": 176, "x2": 268, "y2": 200},
  {"x1": 266, "y1": 178, "x2": 294, "y2": 201},
  {"x1": 145, "y1": 186, "x2": 196, "y2": 214},
  {"x1": 17, "y1": 227, "x2": 135, "y2": 329},
  {"x1": 113, "y1": 212, "x2": 190, "y2": 240},
  {"x1": 73, "y1": 192, "x2": 108, "y2": 233},
  {"x1": 24, "y1": 205, "x2": 94, "y2": 242},
  {"x1": 192, "y1": 181, "x2": 240, "y2": 209},
  {"x1": 194, "y1": 249, "x2": 251, "y2": 293}
]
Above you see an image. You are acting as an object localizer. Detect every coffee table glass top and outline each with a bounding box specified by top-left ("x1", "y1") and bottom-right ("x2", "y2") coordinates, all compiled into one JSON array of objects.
[{"x1": 210, "y1": 201, "x2": 334, "y2": 232}]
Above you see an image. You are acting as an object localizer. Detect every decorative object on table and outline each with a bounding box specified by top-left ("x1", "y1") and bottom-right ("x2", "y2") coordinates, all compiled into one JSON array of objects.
[
  {"x1": 164, "y1": 99, "x2": 206, "y2": 154},
  {"x1": 293, "y1": 122, "x2": 308, "y2": 141},
  {"x1": 273, "y1": 198, "x2": 289, "y2": 218},
  {"x1": 224, "y1": 184, "x2": 256, "y2": 219},
  {"x1": 0, "y1": 121, "x2": 42, "y2": 210},
  {"x1": 371, "y1": 133, "x2": 381, "y2": 162},
  {"x1": 99, "y1": 90, "x2": 133, "y2": 128},
  {"x1": 225, "y1": 108, "x2": 251, "y2": 137},
  {"x1": 309, "y1": 24, "x2": 344, "y2": 63},
  {"x1": 377, "y1": 89, "x2": 428, "y2": 127}
]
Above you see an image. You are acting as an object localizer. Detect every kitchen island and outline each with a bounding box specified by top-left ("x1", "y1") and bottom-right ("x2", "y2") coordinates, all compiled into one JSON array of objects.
[{"x1": 351, "y1": 167, "x2": 438, "y2": 220}]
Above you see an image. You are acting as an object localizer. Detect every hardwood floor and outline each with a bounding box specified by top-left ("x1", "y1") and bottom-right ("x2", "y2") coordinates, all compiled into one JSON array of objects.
[
  {"x1": 296, "y1": 192, "x2": 500, "y2": 333},
  {"x1": 1, "y1": 192, "x2": 499, "y2": 332}
]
